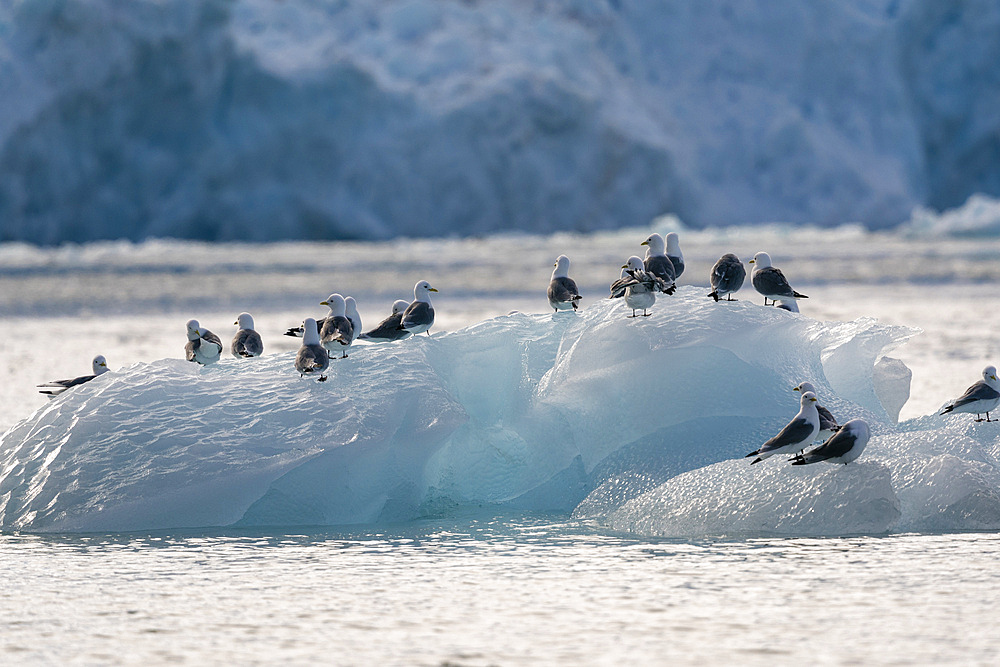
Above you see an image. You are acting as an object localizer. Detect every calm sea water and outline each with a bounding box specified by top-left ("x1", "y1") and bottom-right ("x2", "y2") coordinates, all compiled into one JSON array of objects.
[{"x1": 2, "y1": 515, "x2": 998, "y2": 665}]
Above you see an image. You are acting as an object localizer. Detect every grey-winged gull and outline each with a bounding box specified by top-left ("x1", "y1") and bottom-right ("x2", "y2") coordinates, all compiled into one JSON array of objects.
[
  {"x1": 231, "y1": 312, "x2": 264, "y2": 358},
  {"x1": 745, "y1": 391, "x2": 820, "y2": 464},
  {"x1": 37, "y1": 355, "x2": 109, "y2": 398},
  {"x1": 295, "y1": 318, "x2": 330, "y2": 381},
  {"x1": 707, "y1": 253, "x2": 746, "y2": 302},
  {"x1": 640, "y1": 233, "x2": 677, "y2": 294},
  {"x1": 792, "y1": 419, "x2": 871, "y2": 465},
  {"x1": 185, "y1": 319, "x2": 223, "y2": 365},
  {"x1": 399, "y1": 280, "x2": 438, "y2": 335},
  {"x1": 548, "y1": 255, "x2": 582, "y2": 312},
  {"x1": 665, "y1": 232, "x2": 685, "y2": 278},
  {"x1": 749, "y1": 252, "x2": 808, "y2": 305},
  {"x1": 940, "y1": 365, "x2": 1000, "y2": 422},
  {"x1": 359, "y1": 299, "x2": 411, "y2": 342},
  {"x1": 609, "y1": 256, "x2": 666, "y2": 317},
  {"x1": 319, "y1": 294, "x2": 354, "y2": 358},
  {"x1": 793, "y1": 381, "x2": 839, "y2": 441},
  {"x1": 345, "y1": 296, "x2": 362, "y2": 343}
]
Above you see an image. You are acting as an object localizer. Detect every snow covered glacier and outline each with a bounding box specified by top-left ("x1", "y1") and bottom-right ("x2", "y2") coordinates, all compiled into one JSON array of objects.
[
  {"x1": 1, "y1": 0, "x2": 999, "y2": 243},
  {"x1": 3, "y1": 290, "x2": 1000, "y2": 535}
]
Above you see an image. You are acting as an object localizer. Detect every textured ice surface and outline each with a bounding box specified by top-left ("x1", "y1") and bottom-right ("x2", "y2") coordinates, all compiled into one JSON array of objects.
[
  {"x1": 2, "y1": 288, "x2": 998, "y2": 535},
  {"x1": 1, "y1": 1, "x2": 999, "y2": 242}
]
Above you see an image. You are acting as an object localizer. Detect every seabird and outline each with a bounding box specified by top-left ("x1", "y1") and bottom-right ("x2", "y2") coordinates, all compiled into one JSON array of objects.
[
  {"x1": 640, "y1": 234, "x2": 676, "y2": 294},
  {"x1": 295, "y1": 318, "x2": 330, "y2": 381},
  {"x1": 940, "y1": 365, "x2": 1000, "y2": 422},
  {"x1": 231, "y1": 312, "x2": 264, "y2": 358},
  {"x1": 185, "y1": 319, "x2": 223, "y2": 365},
  {"x1": 792, "y1": 419, "x2": 871, "y2": 465},
  {"x1": 399, "y1": 280, "x2": 438, "y2": 335},
  {"x1": 707, "y1": 253, "x2": 746, "y2": 302},
  {"x1": 745, "y1": 391, "x2": 820, "y2": 464},
  {"x1": 793, "y1": 381, "x2": 839, "y2": 441},
  {"x1": 547, "y1": 255, "x2": 582, "y2": 312},
  {"x1": 749, "y1": 252, "x2": 808, "y2": 306},
  {"x1": 319, "y1": 294, "x2": 354, "y2": 358},
  {"x1": 37, "y1": 355, "x2": 109, "y2": 398},
  {"x1": 609, "y1": 256, "x2": 666, "y2": 317},
  {"x1": 358, "y1": 300, "x2": 412, "y2": 342},
  {"x1": 665, "y1": 232, "x2": 684, "y2": 279},
  {"x1": 345, "y1": 296, "x2": 362, "y2": 342}
]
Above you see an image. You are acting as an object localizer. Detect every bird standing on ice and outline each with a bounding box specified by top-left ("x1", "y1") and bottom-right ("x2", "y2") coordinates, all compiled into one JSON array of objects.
[
  {"x1": 665, "y1": 232, "x2": 684, "y2": 279},
  {"x1": 940, "y1": 365, "x2": 1000, "y2": 422},
  {"x1": 707, "y1": 253, "x2": 746, "y2": 302},
  {"x1": 745, "y1": 391, "x2": 820, "y2": 464},
  {"x1": 231, "y1": 312, "x2": 264, "y2": 358},
  {"x1": 359, "y1": 299, "x2": 412, "y2": 342},
  {"x1": 295, "y1": 318, "x2": 330, "y2": 381},
  {"x1": 37, "y1": 355, "x2": 109, "y2": 398},
  {"x1": 749, "y1": 252, "x2": 808, "y2": 306},
  {"x1": 792, "y1": 381, "x2": 839, "y2": 441},
  {"x1": 344, "y1": 296, "x2": 362, "y2": 343},
  {"x1": 640, "y1": 234, "x2": 676, "y2": 294},
  {"x1": 792, "y1": 419, "x2": 871, "y2": 465},
  {"x1": 319, "y1": 294, "x2": 354, "y2": 358},
  {"x1": 399, "y1": 280, "x2": 438, "y2": 335},
  {"x1": 547, "y1": 255, "x2": 582, "y2": 312},
  {"x1": 185, "y1": 319, "x2": 223, "y2": 365},
  {"x1": 609, "y1": 256, "x2": 665, "y2": 317}
]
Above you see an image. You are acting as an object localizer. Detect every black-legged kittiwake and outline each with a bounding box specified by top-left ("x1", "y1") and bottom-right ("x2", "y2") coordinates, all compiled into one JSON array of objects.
[
  {"x1": 319, "y1": 294, "x2": 354, "y2": 358},
  {"x1": 399, "y1": 280, "x2": 438, "y2": 335},
  {"x1": 745, "y1": 391, "x2": 820, "y2": 464},
  {"x1": 640, "y1": 234, "x2": 677, "y2": 294},
  {"x1": 345, "y1": 296, "x2": 362, "y2": 343},
  {"x1": 792, "y1": 419, "x2": 871, "y2": 465},
  {"x1": 295, "y1": 318, "x2": 330, "y2": 381},
  {"x1": 185, "y1": 319, "x2": 223, "y2": 365},
  {"x1": 609, "y1": 256, "x2": 666, "y2": 317},
  {"x1": 359, "y1": 299, "x2": 411, "y2": 342},
  {"x1": 793, "y1": 381, "x2": 839, "y2": 441},
  {"x1": 707, "y1": 253, "x2": 746, "y2": 302},
  {"x1": 749, "y1": 252, "x2": 808, "y2": 305},
  {"x1": 548, "y1": 255, "x2": 582, "y2": 312},
  {"x1": 665, "y1": 232, "x2": 684, "y2": 279},
  {"x1": 940, "y1": 365, "x2": 1000, "y2": 422},
  {"x1": 231, "y1": 312, "x2": 264, "y2": 358},
  {"x1": 37, "y1": 355, "x2": 109, "y2": 398}
]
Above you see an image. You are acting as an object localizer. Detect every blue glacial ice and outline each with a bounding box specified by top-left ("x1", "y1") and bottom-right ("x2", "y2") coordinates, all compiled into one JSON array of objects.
[{"x1": 2, "y1": 288, "x2": 1000, "y2": 535}]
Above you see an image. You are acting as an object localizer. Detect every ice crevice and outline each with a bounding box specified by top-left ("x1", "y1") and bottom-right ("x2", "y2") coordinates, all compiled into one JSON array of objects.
[{"x1": 1, "y1": 288, "x2": 999, "y2": 535}]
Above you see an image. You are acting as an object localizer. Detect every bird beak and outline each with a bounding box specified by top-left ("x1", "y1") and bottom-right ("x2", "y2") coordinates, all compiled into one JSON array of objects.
[
  {"x1": 621, "y1": 264, "x2": 628, "y2": 269},
  {"x1": 640, "y1": 241, "x2": 649, "y2": 246},
  {"x1": 233, "y1": 320, "x2": 238, "y2": 325},
  {"x1": 100, "y1": 363, "x2": 107, "y2": 368},
  {"x1": 810, "y1": 397, "x2": 817, "y2": 402},
  {"x1": 748, "y1": 259, "x2": 755, "y2": 264},
  {"x1": 793, "y1": 387, "x2": 800, "y2": 391},
  {"x1": 320, "y1": 301, "x2": 329, "y2": 306},
  {"x1": 993, "y1": 375, "x2": 998, "y2": 381},
  {"x1": 429, "y1": 287, "x2": 439, "y2": 292}
]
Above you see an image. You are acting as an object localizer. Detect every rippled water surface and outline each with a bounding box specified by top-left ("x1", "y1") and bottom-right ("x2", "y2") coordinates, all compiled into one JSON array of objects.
[{"x1": 2, "y1": 516, "x2": 998, "y2": 665}]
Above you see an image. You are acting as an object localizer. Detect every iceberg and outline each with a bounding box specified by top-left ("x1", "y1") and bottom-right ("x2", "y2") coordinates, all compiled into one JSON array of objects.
[{"x1": 2, "y1": 288, "x2": 999, "y2": 536}]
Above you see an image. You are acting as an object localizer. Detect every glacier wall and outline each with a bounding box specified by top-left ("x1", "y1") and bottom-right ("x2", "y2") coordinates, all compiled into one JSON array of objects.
[
  {"x1": 4, "y1": 288, "x2": 998, "y2": 536},
  {"x1": 1, "y1": 0, "x2": 999, "y2": 243}
]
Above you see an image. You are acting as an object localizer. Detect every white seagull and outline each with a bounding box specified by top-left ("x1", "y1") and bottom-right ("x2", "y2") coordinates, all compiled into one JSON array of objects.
[
  {"x1": 745, "y1": 391, "x2": 820, "y2": 464},
  {"x1": 940, "y1": 365, "x2": 1000, "y2": 422}
]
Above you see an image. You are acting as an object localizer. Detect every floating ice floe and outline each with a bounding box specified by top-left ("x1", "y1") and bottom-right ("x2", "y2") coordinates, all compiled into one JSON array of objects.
[{"x1": 1, "y1": 288, "x2": 999, "y2": 535}]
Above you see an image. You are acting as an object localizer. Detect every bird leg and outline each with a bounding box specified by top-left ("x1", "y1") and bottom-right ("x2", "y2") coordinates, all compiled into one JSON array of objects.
[
  {"x1": 643, "y1": 310, "x2": 651, "y2": 316},
  {"x1": 628, "y1": 310, "x2": 638, "y2": 318},
  {"x1": 318, "y1": 375, "x2": 328, "y2": 382}
]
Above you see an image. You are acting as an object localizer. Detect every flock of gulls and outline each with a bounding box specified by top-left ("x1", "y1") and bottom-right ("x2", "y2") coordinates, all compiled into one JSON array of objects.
[{"x1": 36, "y1": 231, "x2": 1000, "y2": 470}]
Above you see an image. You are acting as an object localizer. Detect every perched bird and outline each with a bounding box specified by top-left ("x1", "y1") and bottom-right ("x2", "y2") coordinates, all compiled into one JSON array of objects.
[
  {"x1": 793, "y1": 381, "x2": 839, "y2": 441},
  {"x1": 749, "y1": 252, "x2": 808, "y2": 305},
  {"x1": 665, "y1": 232, "x2": 685, "y2": 279},
  {"x1": 547, "y1": 256, "x2": 582, "y2": 312},
  {"x1": 185, "y1": 319, "x2": 223, "y2": 365},
  {"x1": 707, "y1": 253, "x2": 746, "y2": 302},
  {"x1": 792, "y1": 419, "x2": 871, "y2": 465},
  {"x1": 640, "y1": 234, "x2": 676, "y2": 294},
  {"x1": 231, "y1": 312, "x2": 264, "y2": 358},
  {"x1": 609, "y1": 256, "x2": 666, "y2": 317},
  {"x1": 295, "y1": 318, "x2": 330, "y2": 381},
  {"x1": 37, "y1": 355, "x2": 109, "y2": 398},
  {"x1": 399, "y1": 280, "x2": 438, "y2": 335},
  {"x1": 359, "y1": 300, "x2": 412, "y2": 342},
  {"x1": 319, "y1": 294, "x2": 354, "y2": 358},
  {"x1": 745, "y1": 391, "x2": 820, "y2": 464},
  {"x1": 940, "y1": 365, "x2": 1000, "y2": 422},
  {"x1": 345, "y1": 296, "x2": 362, "y2": 343}
]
